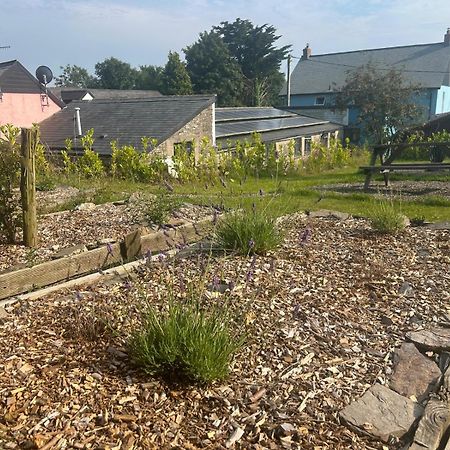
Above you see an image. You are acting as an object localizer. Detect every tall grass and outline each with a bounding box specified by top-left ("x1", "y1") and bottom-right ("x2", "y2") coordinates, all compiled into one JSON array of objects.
[
  {"x1": 128, "y1": 299, "x2": 243, "y2": 383},
  {"x1": 215, "y1": 207, "x2": 283, "y2": 255}
]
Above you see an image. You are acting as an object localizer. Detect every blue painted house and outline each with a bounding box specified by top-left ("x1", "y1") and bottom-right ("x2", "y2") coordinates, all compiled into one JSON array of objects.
[{"x1": 281, "y1": 29, "x2": 450, "y2": 142}]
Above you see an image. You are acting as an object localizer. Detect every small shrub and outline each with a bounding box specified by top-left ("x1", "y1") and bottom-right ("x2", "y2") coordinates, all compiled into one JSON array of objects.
[
  {"x1": 369, "y1": 199, "x2": 406, "y2": 234},
  {"x1": 215, "y1": 208, "x2": 283, "y2": 255},
  {"x1": 129, "y1": 299, "x2": 242, "y2": 383},
  {"x1": 145, "y1": 194, "x2": 182, "y2": 226},
  {"x1": 0, "y1": 124, "x2": 21, "y2": 243}
]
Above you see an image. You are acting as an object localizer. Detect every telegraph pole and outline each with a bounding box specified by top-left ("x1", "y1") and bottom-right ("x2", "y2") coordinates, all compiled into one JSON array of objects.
[{"x1": 286, "y1": 54, "x2": 292, "y2": 107}]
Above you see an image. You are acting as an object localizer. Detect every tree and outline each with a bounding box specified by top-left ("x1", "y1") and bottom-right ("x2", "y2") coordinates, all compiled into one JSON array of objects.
[
  {"x1": 55, "y1": 64, "x2": 97, "y2": 88},
  {"x1": 336, "y1": 63, "x2": 423, "y2": 144},
  {"x1": 161, "y1": 51, "x2": 193, "y2": 95},
  {"x1": 94, "y1": 57, "x2": 137, "y2": 89},
  {"x1": 135, "y1": 65, "x2": 164, "y2": 91},
  {"x1": 184, "y1": 31, "x2": 244, "y2": 106},
  {"x1": 214, "y1": 19, "x2": 291, "y2": 106}
]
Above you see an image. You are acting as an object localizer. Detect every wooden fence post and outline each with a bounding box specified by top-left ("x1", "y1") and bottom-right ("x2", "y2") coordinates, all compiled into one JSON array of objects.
[{"x1": 20, "y1": 128, "x2": 38, "y2": 247}]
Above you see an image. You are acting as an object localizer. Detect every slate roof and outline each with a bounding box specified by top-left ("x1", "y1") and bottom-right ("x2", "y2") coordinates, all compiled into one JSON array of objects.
[
  {"x1": 287, "y1": 41, "x2": 450, "y2": 95},
  {"x1": 50, "y1": 87, "x2": 162, "y2": 104},
  {"x1": 0, "y1": 60, "x2": 64, "y2": 107},
  {"x1": 215, "y1": 107, "x2": 341, "y2": 148},
  {"x1": 39, "y1": 95, "x2": 215, "y2": 155}
]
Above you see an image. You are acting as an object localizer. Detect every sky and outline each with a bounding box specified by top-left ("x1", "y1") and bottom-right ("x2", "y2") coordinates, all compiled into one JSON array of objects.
[{"x1": 1, "y1": 0, "x2": 450, "y2": 81}]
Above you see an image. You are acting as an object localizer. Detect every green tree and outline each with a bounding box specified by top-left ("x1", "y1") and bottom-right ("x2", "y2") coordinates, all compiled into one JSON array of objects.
[
  {"x1": 94, "y1": 57, "x2": 137, "y2": 89},
  {"x1": 184, "y1": 31, "x2": 244, "y2": 106},
  {"x1": 336, "y1": 63, "x2": 423, "y2": 144},
  {"x1": 55, "y1": 64, "x2": 97, "y2": 88},
  {"x1": 135, "y1": 65, "x2": 164, "y2": 91},
  {"x1": 214, "y1": 19, "x2": 291, "y2": 106},
  {"x1": 161, "y1": 51, "x2": 193, "y2": 95}
]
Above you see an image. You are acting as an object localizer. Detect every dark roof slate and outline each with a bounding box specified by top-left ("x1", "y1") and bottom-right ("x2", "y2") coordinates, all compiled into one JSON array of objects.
[
  {"x1": 286, "y1": 42, "x2": 450, "y2": 95},
  {"x1": 39, "y1": 95, "x2": 215, "y2": 155},
  {"x1": 0, "y1": 60, "x2": 64, "y2": 107},
  {"x1": 50, "y1": 87, "x2": 162, "y2": 104}
]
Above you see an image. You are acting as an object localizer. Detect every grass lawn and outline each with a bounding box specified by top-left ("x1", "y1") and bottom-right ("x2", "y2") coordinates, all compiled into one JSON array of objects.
[{"x1": 47, "y1": 167, "x2": 450, "y2": 222}]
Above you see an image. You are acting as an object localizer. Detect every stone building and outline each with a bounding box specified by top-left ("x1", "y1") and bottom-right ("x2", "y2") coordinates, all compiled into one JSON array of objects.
[{"x1": 39, "y1": 95, "x2": 216, "y2": 158}]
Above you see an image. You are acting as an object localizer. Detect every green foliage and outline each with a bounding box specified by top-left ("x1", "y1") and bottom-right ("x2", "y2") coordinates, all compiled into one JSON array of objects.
[
  {"x1": 62, "y1": 130, "x2": 104, "y2": 178},
  {"x1": 161, "y1": 51, "x2": 193, "y2": 95},
  {"x1": 135, "y1": 65, "x2": 164, "y2": 91},
  {"x1": 129, "y1": 298, "x2": 242, "y2": 383},
  {"x1": 214, "y1": 19, "x2": 291, "y2": 106},
  {"x1": 144, "y1": 194, "x2": 182, "y2": 226},
  {"x1": 369, "y1": 198, "x2": 406, "y2": 234},
  {"x1": 55, "y1": 64, "x2": 97, "y2": 88},
  {"x1": 0, "y1": 124, "x2": 21, "y2": 243},
  {"x1": 302, "y1": 138, "x2": 353, "y2": 173},
  {"x1": 95, "y1": 57, "x2": 137, "y2": 89},
  {"x1": 185, "y1": 31, "x2": 244, "y2": 106},
  {"x1": 336, "y1": 63, "x2": 423, "y2": 144},
  {"x1": 215, "y1": 207, "x2": 283, "y2": 255},
  {"x1": 111, "y1": 139, "x2": 166, "y2": 183}
]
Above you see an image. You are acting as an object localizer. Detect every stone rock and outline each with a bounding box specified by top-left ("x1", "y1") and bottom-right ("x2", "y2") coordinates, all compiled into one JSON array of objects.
[
  {"x1": 308, "y1": 209, "x2": 350, "y2": 220},
  {"x1": 426, "y1": 221, "x2": 450, "y2": 230},
  {"x1": 406, "y1": 328, "x2": 450, "y2": 352},
  {"x1": 51, "y1": 244, "x2": 87, "y2": 259},
  {"x1": 74, "y1": 202, "x2": 96, "y2": 211},
  {"x1": 399, "y1": 282, "x2": 414, "y2": 297},
  {"x1": 400, "y1": 214, "x2": 411, "y2": 228},
  {"x1": 0, "y1": 307, "x2": 9, "y2": 324},
  {"x1": 340, "y1": 384, "x2": 424, "y2": 443},
  {"x1": 389, "y1": 343, "x2": 441, "y2": 402}
]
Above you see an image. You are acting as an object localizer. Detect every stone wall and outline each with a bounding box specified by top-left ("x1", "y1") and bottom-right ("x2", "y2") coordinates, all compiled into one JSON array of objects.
[{"x1": 157, "y1": 104, "x2": 214, "y2": 158}]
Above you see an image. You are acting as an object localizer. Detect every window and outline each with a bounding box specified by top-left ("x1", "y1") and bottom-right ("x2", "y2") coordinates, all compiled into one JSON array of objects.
[
  {"x1": 174, "y1": 141, "x2": 194, "y2": 158},
  {"x1": 315, "y1": 96, "x2": 325, "y2": 106},
  {"x1": 321, "y1": 132, "x2": 329, "y2": 147},
  {"x1": 303, "y1": 137, "x2": 312, "y2": 155}
]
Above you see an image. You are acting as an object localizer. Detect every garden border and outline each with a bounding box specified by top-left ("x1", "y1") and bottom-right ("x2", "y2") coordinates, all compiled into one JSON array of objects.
[{"x1": 0, "y1": 216, "x2": 215, "y2": 301}]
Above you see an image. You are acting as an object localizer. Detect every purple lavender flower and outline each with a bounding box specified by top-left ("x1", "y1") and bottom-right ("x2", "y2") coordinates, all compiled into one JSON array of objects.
[
  {"x1": 106, "y1": 242, "x2": 113, "y2": 256},
  {"x1": 75, "y1": 291, "x2": 83, "y2": 301},
  {"x1": 248, "y1": 239, "x2": 255, "y2": 250},
  {"x1": 158, "y1": 253, "x2": 166, "y2": 263},
  {"x1": 228, "y1": 281, "x2": 235, "y2": 291},
  {"x1": 212, "y1": 275, "x2": 220, "y2": 291},
  {"x1": 299, "y1": 227, "x2": 312, "y2": 246},
  {"x1": 145, "y1": 249, "x2": 152, "y2": 260},
  {"x1": 212, "y1": 209, "x2": 218, "y2": 225},
  {"x1": 269, "y1": 258, "x2": 276, "y2": 272}
]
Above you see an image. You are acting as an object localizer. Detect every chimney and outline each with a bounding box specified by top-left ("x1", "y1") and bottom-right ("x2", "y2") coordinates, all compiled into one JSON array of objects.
[
  {"x1": 445, "y1": 28, "x2": 450, "y2": 46},
  {"x1": 302, "y1": 43, "x2": 312, "y2": 60},
  {"x1": 74, "y1": 107, "x2": 82, "y2": 137}
]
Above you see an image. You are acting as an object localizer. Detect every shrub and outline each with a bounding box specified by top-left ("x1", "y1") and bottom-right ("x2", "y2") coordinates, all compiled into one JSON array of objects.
[
  {"x1": 215, "y1": 207, "x2": 283, "y2": 255},
  {"x1": 369, "y1": 199, "x2": 406, "y2": 234},
  {"x1": 128, "y1": 299, "x2": 242, "y2": 383},
  {"x1": 145, "y1": 193, "x2": 182, "y2": 226},
  {"x1": 111, "y1": 138, "x2": 167, "y2": 183},
  {"x1": 0, "y1": 124, "x2": 21, "y2": 243}
]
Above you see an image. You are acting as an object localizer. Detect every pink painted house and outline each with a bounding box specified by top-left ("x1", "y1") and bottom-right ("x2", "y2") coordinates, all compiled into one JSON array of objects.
[{"x1": 0, "y1": 60, "x2": 63, "y2": 128}]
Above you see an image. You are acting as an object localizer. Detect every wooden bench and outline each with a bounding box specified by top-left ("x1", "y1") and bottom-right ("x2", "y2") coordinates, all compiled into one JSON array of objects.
[{"x1": 360, "y1": 163, "x2": 450, "y2": 189}]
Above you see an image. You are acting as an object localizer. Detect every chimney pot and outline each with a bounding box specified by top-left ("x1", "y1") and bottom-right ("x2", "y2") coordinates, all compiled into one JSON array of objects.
[
  {"x1": 302, "y1": 43, "x2": 312, "y2": 60},
  {"x1": 445, "y1": 28, "x2": 450, "y2": 46}
]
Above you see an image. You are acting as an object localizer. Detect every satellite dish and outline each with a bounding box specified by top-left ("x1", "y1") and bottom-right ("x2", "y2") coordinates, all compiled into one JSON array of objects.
[{"x1": 36, "y1": 66, "x2": 53, "y2": 85}]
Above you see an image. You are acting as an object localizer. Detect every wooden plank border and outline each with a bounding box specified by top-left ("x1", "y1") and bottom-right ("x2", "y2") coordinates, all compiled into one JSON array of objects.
[{"x1": 0, "y1": 217, "x2": 214, "y2": 301}]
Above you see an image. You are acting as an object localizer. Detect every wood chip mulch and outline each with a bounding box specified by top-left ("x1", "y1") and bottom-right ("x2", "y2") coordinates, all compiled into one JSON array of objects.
[
  {"x1": 0, "y1": 215, "x2": 449, "y2": 449},
  {"x1": 0, "y1": 199, "x2": 215, "y2": 273}
]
